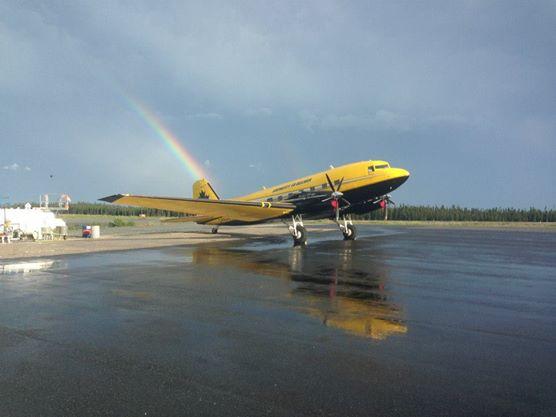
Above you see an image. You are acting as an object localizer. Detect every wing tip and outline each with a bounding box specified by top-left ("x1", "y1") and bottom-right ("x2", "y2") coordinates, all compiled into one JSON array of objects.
[{"x1": 99, "y1": 194, "x2": 127, "y2": 203}]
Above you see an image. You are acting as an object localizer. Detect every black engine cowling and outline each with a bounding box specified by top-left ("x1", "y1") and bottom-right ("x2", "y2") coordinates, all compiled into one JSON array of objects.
[{"x1": 343, "y1": 199, "x2": 384, "y2": 215}]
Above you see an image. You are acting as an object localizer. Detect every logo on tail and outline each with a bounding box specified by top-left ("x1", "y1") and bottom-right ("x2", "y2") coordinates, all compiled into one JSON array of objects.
[{"x1": 193, "y1": 179, "x2": 220, "y2": 200}]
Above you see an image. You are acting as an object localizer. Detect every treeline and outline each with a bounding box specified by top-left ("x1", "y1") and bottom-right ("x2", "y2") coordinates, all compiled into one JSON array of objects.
[
  {"x1": 71, "y1": 202, "x2": 555, "y2": 222},
  {"x1": 69, "y1": 203, "x2": 556, "y2": 222},
  {"x1": 10, "y1": 202, "x2": 554, "y2": 222},
  {"x1": 67, "y1": 202, "x2": 185, "y2": 217},
  {"x1": 354, "y1": 205, "x2": 555, "y2": 222},
  {"x1": 7, "y1": 201, "x2": 185, "y2": 217}
]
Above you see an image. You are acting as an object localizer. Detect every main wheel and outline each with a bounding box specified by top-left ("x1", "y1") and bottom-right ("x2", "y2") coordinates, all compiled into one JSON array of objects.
[
  {"x1": 293, "y1": 225, "x2": 307, "y2": 246},
  {"x1": 343, "y1": 223, "x2": 356, "y2": 240}
]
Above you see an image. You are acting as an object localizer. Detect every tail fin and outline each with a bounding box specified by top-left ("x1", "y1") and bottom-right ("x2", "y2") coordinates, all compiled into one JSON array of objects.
[{"x1": 193, "y1": 179, "x2": 220, "y2": 200}]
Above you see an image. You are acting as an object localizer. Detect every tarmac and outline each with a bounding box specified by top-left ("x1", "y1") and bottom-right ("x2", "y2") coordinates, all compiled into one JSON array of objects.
[{"x1": 0, "y1": 226, "x2": 555, "y2": 416}]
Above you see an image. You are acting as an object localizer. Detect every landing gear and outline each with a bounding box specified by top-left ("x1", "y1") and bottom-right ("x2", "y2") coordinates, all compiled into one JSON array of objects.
[
  {"x1": 337, "y1": 215, "x2": 356, "y2": 240},
  {"x1": 343, "y1": 223, "x2": 356, "y2": 240},
  {"x1": 288, "y1": 215, "x2": 307, "y2": 246},
  {"x1": 211, "y1": 227, "x2": 219, "y2": 234},
  {"x1": 293, "y1": 225, "x2": 307, "y2": 246},
  {"x1": 321, "y1": 173, "x2": 355, "y2": 241}
]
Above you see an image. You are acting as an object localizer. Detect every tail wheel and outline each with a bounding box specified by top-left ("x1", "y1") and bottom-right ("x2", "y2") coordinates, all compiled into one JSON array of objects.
[
  {"x1": 343, "y1": 224, "x2": 356, "y2": 241},
  {"x1": 211, "y1": 227, "x2": 218, "y2": 234},
  {"x1": 293, "y1": 225, "x2": 307, "y2": 246}
]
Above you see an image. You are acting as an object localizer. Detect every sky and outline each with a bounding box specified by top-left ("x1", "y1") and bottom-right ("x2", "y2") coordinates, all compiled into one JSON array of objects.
[{"x1": 1, "y1": 0, "x2": 555, "y2": 208}]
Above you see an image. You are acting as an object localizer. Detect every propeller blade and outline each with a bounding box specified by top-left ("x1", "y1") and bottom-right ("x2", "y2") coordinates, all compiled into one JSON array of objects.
[
  {"x1": 337, "y1": 177, "x2": 345, "y2": 192},
  {"x1": 341, "y1": 197, "x2": 351, "y2": 207},
  {"x1": 325, "y1": 173, "x2": 336, "y2": 192}
]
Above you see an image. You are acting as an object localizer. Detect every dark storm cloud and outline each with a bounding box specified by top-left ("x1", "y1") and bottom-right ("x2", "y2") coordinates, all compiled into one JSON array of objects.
[{"x1": 0, "y1": 0, "x2": 554, "y2": 207}]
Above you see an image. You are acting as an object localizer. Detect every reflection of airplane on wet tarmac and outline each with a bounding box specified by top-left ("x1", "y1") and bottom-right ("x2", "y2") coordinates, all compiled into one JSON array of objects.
[
  {"x1": 192, "y1": 245, "x2": 407, "y2": 340},
  {"x1": 101, "y1": 160, "x2": 410, "y2": 245}
]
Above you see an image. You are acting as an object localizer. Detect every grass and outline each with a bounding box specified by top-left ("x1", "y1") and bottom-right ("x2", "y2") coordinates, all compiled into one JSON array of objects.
[
  {"x1": 60, "y1": 214, "x2": 147, "y2": 231},
  {"x1": 304, "y1": 219, "x2": 556, "y2": 229},
  {"x1": 59, "y1": 214, "x2": 555, "y2": 230},
  {"x1": 351, "y1": 220, "x2": 556, "y2": 229},
  {"x1": 108, "y1": 218, "x2": 136, "y2": 228}
]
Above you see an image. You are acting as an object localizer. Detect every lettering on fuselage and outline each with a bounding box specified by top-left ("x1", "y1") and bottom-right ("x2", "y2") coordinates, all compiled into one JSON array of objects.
[{"x1": 272, "y1": 178, "x2": 312, "y2": 193}]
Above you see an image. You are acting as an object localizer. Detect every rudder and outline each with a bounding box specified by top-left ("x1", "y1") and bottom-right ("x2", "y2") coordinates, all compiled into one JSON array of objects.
[{"x1": 193, "y1": 179, "x2": 220, "y2": 200}]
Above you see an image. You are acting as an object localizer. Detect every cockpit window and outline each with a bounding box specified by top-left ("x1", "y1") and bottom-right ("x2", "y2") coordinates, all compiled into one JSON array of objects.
[{"x1": 369, "y1": 164, "x2": 389, "y2": 173}]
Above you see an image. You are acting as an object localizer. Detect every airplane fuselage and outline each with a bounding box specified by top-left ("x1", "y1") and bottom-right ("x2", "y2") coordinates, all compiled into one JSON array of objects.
[{"x1": 226, "y1": 160, "x2": 410, "y2": 224}]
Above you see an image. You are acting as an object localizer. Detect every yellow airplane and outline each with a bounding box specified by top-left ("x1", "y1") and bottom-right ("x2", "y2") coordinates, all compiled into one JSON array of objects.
[{"x1": 100, "y1": 159, "x2": 410, "y2": 245}]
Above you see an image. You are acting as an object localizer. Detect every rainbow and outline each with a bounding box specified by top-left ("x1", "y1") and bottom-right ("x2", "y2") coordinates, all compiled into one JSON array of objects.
[{"x1": 124, "y1": 95, "x2": 208, "y2": 180}]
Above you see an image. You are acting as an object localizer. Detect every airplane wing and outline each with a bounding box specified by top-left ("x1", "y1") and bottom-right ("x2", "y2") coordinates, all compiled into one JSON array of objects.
[
  {"x1": 99, "y1": 194, "x2": 295, "y2": 223},
  {"x1": 161, "y1": 216, "x2": 217, "y2": 224}
]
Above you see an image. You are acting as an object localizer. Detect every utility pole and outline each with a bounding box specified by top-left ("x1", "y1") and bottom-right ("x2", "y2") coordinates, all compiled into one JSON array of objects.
[{"x1": 1, "y1": 195, "x2": 8, "y2": 235}]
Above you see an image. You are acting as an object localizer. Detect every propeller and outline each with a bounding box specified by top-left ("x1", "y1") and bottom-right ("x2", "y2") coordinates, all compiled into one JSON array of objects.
[
  {"x1": 379, "y1": 194, "x2": 395, "y2": 220},
  {"x1": 322, "y1": 173, "x2": 350, "y2": 220}
]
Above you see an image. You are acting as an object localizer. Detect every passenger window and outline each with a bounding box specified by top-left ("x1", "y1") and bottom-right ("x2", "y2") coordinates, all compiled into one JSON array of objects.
[
  {"x1": 368, "y1": 166, "x2": 375, "y2": 173},
  {"x1": 375, "y1": 164, "x2": 389, "y2": 169}
]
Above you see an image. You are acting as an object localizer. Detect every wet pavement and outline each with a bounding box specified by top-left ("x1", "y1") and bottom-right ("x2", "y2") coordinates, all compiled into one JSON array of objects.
[{"x1": 1, "y1": 226, "x2": 555, "y2": 416}]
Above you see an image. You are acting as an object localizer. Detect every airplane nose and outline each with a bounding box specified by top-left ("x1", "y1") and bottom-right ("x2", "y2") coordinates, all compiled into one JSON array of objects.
[
  {"x1": 391, "y1": 168, "x2": 410, "y2": 180},
  {"x1": 389, "y1": 168, "x2": 410, "y2": 190}
]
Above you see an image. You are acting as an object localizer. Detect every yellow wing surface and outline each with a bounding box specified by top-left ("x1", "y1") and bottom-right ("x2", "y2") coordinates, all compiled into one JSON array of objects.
[
  {"x1": 160, "y1": 216, "x2": 217, "y2": 225},
  {"x1": 99, "y1": 194, "x2": 294, "y2": 223}
]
